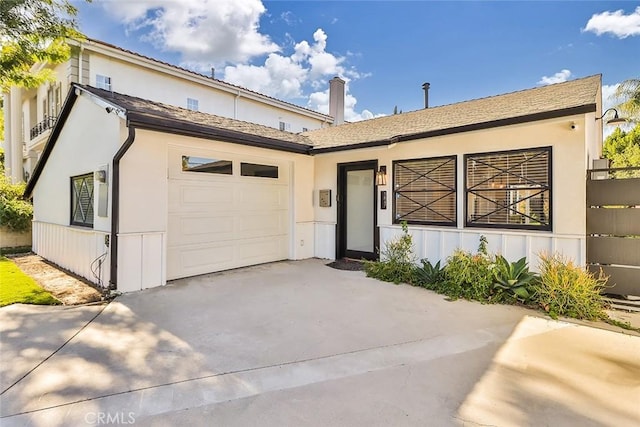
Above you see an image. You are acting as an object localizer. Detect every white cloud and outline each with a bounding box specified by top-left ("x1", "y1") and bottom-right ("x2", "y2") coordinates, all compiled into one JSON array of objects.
[
  {"x1": 307, "y1": 88, "x2": 386, "y2": 122},
  {"x1": 224, "y1": 27, "x2": 377, "y2": 121},
  {"x1": 100, "y1": 0, "x2": 278, "y2": 67},
  {"x1": 602, "y1": 83, "x2": 621, "y2": 112},
  {"x1": 223, "y1": 28, "x2": 344, "y2": 99},
  {"x1": 280, "y1": 11, "x2": 299, "y2": 26},
  {"x1": 538, "y1": 69, "x2": 572, "y2": 85},
  {"x1": 101, "y1": 1, "x2": 381, "y2": 122},
  {"x1": 224, "y1": 53, "x2": 307, "y2": 99},
  {"x1": 583, "y1": 7, "x2": 640, "y2": 38},
  {"x1": 601, "y1": 82, "x2": 633, "y2": 137}
]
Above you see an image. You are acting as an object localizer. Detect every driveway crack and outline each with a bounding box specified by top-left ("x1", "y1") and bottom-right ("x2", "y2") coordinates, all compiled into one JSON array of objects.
[{"x1": 0, "y1": 303, "x2": 110, "y2": 396}]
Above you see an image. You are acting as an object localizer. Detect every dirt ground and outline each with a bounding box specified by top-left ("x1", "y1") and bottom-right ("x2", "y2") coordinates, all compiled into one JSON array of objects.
[{"x1": 8, "y1": 253, "x2": 104, "y2": 305}]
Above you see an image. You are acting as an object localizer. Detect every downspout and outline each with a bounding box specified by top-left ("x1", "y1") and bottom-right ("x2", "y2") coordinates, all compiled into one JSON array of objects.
[
  {"x1": 78, "y1": 44, "x2": 84, "y2": 84},
  {"x1": 109, "y1": 125, "x2": 136, "y2": 289},
  {"x1": 234, "y1": 90, "x2": 240, "y2": 119}
]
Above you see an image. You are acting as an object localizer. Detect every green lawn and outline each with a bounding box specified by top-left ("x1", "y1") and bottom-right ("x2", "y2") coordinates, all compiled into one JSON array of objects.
[{"x1": 0, "y1": 257, "x2": 60, "y2": 307}]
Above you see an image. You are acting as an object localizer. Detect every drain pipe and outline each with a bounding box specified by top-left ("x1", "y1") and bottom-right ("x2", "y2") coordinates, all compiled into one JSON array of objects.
[
  {"x1": 422, "y1": 82, "x2": 430, "y2": 109},
  {"x1": 109, "y1": 126, "x2": 136, "y2": 289}
]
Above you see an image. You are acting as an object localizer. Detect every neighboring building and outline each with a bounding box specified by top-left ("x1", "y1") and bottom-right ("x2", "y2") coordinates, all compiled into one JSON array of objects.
[
  {"x1": 2, "y1": 38, "x2": 334, "y2": 182},
  {"x1": 24, "y1": 75, "x2": 603, "y2": 293}
]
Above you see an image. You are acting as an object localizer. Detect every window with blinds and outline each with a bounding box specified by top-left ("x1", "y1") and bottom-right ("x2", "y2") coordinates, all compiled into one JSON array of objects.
[
  {"x1": 465, "y1": 147, "x2": 551, "y2": 230},
  {"x1": 71, "y1": 173, "x2": 94, "y2": 228},
  {"x1": 393, "y1": 156, "x2": 457, "y2": 225}
]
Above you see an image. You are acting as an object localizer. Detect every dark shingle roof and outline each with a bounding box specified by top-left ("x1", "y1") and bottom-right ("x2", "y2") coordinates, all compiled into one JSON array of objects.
[
  {"x1": 25, "y1": 76, "x2": 602, "y2": 198},
  {"x1": 304, "y1": 75, "x2": 601, "y2": 149},
  {"x1": 77, "y1": 84, "x2": 313, "y2": 149}
]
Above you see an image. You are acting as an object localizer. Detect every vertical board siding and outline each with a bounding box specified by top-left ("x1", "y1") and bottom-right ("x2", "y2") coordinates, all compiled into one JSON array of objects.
[
  {"x1": 314, "y1": 222, "x2": 336, "y2": 260},
  {"x1": 379, "y1": 224, "x2": 584, "y2": 272},
  {"x1": 32, "y1": 221, "x2": 110, "y2": 287},
  {"x1": 118, "y1": 232, "x2": 166, "y2": 292}
]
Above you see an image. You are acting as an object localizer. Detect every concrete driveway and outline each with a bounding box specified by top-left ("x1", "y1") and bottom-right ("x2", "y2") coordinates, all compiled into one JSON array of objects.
[{"x1": 1, "y1": 259, "x2": 639, "y2": 426}]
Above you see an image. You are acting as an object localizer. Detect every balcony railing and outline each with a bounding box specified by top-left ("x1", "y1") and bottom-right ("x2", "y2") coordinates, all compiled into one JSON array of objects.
[{"x1": 30, "y1": 115, "x2": 57, "y2": 140}]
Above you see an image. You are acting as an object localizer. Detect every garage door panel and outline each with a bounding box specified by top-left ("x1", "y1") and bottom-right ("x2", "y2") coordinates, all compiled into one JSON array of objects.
[
  {"x1": 167, "y1": 242, "x2": 235, "y2": 280},
  {"x1": 167, "y1": 150, "x2": 291, "y2": 280},
  {"x1": 236, "y1": 184, "x2": 289, "y2": 210},
  {"x1": 168, "y1": 214, "x2": 237, "y2": 244},
  {"x1": 236, "y1": 236, "x2": 288, "y2": 261},
  {"x1": 237, "y1": 211, "x2": 288, "y2": 235},
  {"x1": 167, "y1": 236, "x2": 288, "y2": 280},
  {"x1": 169, "y1": 182, "x2": 234, "y2": 212},
  {"x1": 169, "y1": 211, "x2": 287, "y2": 246}
]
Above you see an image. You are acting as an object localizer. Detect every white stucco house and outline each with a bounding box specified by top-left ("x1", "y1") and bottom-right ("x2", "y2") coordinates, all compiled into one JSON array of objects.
[
  {"x1": 3, "y1": 38, "x2": 335, "y2": 183},
  {"x1": 24, "y1": 75, "x2": 604, "y2": 292}
]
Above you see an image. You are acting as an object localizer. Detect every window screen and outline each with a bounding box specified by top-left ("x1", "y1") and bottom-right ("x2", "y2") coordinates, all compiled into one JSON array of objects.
[
  {"x1": 465, "y1": 147, "x2": 551, "y2": 230},
  {"x1": 393, "y1": 156, "x2": 456, "y2": 225},
  {"x1": 71, "y1": 174, "x2": 94, "y2": 227}
]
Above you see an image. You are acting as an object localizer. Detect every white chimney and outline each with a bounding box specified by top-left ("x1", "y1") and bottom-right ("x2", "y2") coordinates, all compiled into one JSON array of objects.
[{"x1": 329, "y1": 76, "x2": 345, "y2": 125}]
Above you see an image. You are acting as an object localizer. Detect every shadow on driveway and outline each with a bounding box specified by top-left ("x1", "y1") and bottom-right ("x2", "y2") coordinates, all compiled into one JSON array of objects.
[{"x1": 1, "y1": 259, "x2": 638, "y2": 426}]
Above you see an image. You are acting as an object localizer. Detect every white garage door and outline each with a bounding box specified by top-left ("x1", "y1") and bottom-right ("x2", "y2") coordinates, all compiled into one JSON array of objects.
[{"x1": 167, "y1": 147, "x2": 290, "y2": 280}]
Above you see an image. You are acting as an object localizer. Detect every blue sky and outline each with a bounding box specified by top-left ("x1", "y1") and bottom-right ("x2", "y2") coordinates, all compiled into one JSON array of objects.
[{"x1": 74, "y1": 1, "x2": 640, "y2": 121}]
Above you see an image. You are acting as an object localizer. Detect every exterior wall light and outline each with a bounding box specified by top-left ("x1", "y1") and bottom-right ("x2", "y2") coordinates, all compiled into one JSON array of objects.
[
  {"x1": 376, "y1": 165, "x2": 387, "y2": 186},
  {"x1": 597, "y1": 108, "x2": 627, "y2": 126}
]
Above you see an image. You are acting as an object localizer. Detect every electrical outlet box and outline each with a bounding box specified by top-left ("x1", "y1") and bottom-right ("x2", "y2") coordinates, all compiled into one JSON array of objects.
[{"x1": 319, "y1": 189, "x2": 332, "y2": 207}]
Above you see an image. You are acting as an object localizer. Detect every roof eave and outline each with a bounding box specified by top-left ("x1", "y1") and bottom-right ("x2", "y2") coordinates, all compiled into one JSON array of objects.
[
  {"x1": 127, "y1": 112, "x2": 313, "y2": 155},
  {"x1": 310, "y1": 104, "x2": 597, "y2": 154},
  {"x1": 23, "y1": 88, "x2": 80, "y2": 198},
  {"x1": 80, "y1": 38, "x2": 333, "y2": 123}
]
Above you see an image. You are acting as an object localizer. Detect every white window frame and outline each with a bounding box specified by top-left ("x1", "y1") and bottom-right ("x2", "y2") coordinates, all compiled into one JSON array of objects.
[
  {"x1": 279, "y1": 121, "x2": 291, "y2": 131},
  {"x1": 96, "y1": 75, "x2": 112, "y2": 91},
  {"x1": 187, "y1": 98, "x2": 199, "y2": 111},
  {"x1": 71, "y1": 173, "x2": 95, "y2": 228}
]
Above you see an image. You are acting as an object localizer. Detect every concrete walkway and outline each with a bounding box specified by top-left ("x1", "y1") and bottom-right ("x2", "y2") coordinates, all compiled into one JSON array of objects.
[{"x1": 1, "y1": 259, "x2": 639, "y2": 426}]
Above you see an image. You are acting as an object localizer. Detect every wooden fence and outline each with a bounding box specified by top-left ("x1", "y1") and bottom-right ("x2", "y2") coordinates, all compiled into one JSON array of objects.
[{"x1": 586, "y1": 166, "x2": 640, "y2": 297}]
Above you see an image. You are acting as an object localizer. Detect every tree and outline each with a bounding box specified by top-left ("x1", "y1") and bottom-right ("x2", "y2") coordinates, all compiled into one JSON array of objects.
[
  {"x1": 0, "y1": 147, "x2": 33, "y2": 231},
  {"x1": 603, "y1": 123, "x2": 640, "y2": 168},
  {"x1": 0, "y1": 0, "x2": 89, "y2": 92},
  {"x1": 615, "y1": 78, "x2": 640, "y2": 121}
]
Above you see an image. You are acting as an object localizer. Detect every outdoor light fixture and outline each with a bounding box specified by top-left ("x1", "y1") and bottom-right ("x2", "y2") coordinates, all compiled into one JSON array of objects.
[
  {"x1": 376, "y1": 165, "x2": 387, "y2": 186},
  {"x1": 596, "y1": 108, "x2": 627, "y2": 126}
]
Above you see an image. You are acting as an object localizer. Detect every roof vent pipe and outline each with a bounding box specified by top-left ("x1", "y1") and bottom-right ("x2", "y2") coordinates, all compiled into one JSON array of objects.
[
  {"x1": 329, "y1": 76, "x2": 345, "y2": 125},
  {"x1": 422, "y1": 82, "x2": 430, "y2": 108},
  {"x1": 211, "y1": 67, "x2": 215, "y2": 78}
]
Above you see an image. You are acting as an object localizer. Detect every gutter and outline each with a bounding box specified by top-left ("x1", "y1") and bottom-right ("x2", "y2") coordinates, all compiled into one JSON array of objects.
[
  {"x1": 127, "y1": 112, "x2": 312, "y2": 155},
  {"x1": 109, "y1": 126, "x2": 136, "y2": 289},
  {"x1": 309, "y1": 104, "x2": 597, "y2": 154}
]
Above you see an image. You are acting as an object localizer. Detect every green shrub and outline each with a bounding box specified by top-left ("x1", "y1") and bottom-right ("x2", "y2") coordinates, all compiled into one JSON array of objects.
[
  {"x1": 534, "y1": 253, "x2": 608, "y2": 320},
  {"x1": 492, "y1": 255, "x2": 537, "y2": 302},
  {"x1": 364, "y1": 221, "x2": 416, "y2": 284},
  {"x1": 433, "y1": 249, "x2": 498, "y2": 302},
  {"x1": 0, "y1": 175, "x2": 33, "y2": 232},
  {"x1": 413, "y1": 259, "x2": 445, "y2": 287}
]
